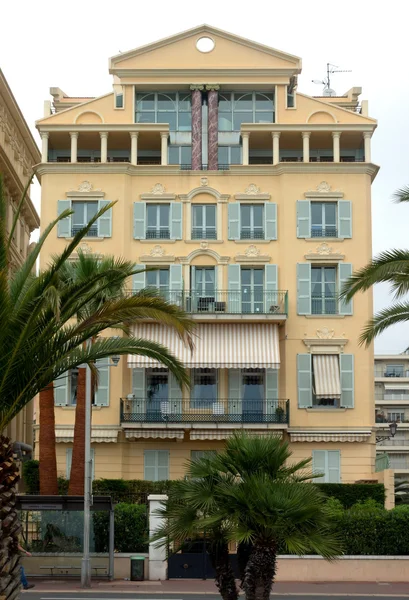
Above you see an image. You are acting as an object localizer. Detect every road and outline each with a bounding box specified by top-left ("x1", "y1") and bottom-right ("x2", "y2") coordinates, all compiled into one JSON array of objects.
[{"x1": 21, "y1": 593, "x2": 409, "y2": 600}]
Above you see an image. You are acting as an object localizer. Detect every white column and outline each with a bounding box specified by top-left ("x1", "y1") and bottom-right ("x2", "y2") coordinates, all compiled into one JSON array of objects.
[
  {"x1": 148, "y1": 494, "x2": 168, "y2": 580},
  {"x1": 130, "y1": 132, "x2": 138, "y2": 165},
  {"x1": 41, "y1": 132, "x2": 49, "y2": 163},
  {"x1": 272, "y1": 132, "x2": 281, "y2": 165},
  {"x1": 363, "y1": 132, "x2": 372, "y2": 162},
  {"x1": 70, "y1": 132, "x2": 78, "y2": 163},
  {"x1": 161, "y1": 133, "x2": 168, "y2": 166},
  {"x1": 242, "y1": 132, "x2": 250, "y2": 165},
  {"x1": 332, "y1": 132, "x2": 341, "y2": 163},
  {"x1": 302, "y1": 132, "x2": 310, "y2": 163},
  {"x1": 100, "y1": 132, "x2": 108, "y2": 163}
]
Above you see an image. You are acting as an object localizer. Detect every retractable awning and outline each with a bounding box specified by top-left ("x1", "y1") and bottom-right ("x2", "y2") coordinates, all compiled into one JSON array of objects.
[
  {"x1": 55, "y1": 429, "x2": 119, "y2": 443},
  {"x1": 127, "y1": 323, "x2": 280, "y2": 369},
  {"x1": 313, "y1": 355, "x2": 341, "y2": 399}
]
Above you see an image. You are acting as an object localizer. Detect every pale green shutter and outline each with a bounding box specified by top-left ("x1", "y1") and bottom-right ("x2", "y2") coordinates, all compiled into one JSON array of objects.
[
  {"x1": 312, "y1": 450, "x2": 327, "y2": 482},
  {"x1": 338, "y1": 201, "x2": 352, "y2": 238},
  {"x1": 144, "y1": 450, "x2": 157, "y2": 481},
  {"x1": 169, "y1": 372, "x2": 182, "y2": 417},
  {"x1": 266, "y1": 369, "x2": 279, "y2": 417},
  {"x1": 97, "y1": 199, "x2": 112, "y2": 237},
  {"x1": 297, "y1": 354, "x2": 312, "y2": 408},
  {"x1": 228, "y1": 203, "x2": 240, "y2": 240},
  {"x1": 340, "y1": 354, "x2": 354, "y2": 408},
  {"x1": 170, "y1": 202, "x2": 182, "y2": 239},
  {"x1": 338, "y1": 263, "x2": 353, "y2": 315},
  {"x1": 265, "y1": 203, "x2": 277, "y2": 240},
  {"x1": 95, "y1": 359, "x2": 110, "y2": 406},
  {"x1": 265, "y1": 264, "x2": 278, "y2": 312},
  {"x1": 297, "y1": 263, "x2": 311, "y2": 315},
  {"x1": 228, "y1": 369, "x2": 241, "y2": 416},
  {"x1": 66, "y1": 448, "x2": 73, "y2": 478},
  {"x1": 296, "y1": 200, "x2": 310, "y2": 238},
  {"x1": 157, "y1": 450, "x2": 170, "y2": 481},
  {"x1": 133, "y1": 202, "x2": 146, "y2": 239},
  {"x1": 132, "y1": 264, "x2": 146, "y2": 293},
  {"x1": 328, "y1": 450, "x2": 341, "y2": 483},
  {"x1": 57, "y1": 200, "x2": 72, "y2": 238},
  {"x1": 131, "y1": 368, "x2": 146, "y2": 417},
  {"x1": 54, "y1": 372, "x2": 69, "y2": 405},
  {"x1": 228, "y1": 264, "x2": 241, "y2": 313},
  {"x1": 169, "y1": 264, "x2": 183, "y2": 307}
]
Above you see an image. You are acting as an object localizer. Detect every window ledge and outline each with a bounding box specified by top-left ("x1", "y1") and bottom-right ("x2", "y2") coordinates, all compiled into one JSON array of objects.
[
  {"x1": 185, "y1": 240, "x2": 225, "y2": 244},
  {"x1": 65, "y1": 237, "x2": 105, "y2": 242},
  {"x1": 139, "y1": 239, "x2": 177, "y2": 244},
  {"x1": 304, "y1": 237, "x2": 345, "y2": 243},
  {"x1": 57, "y1": 405, "x2": 105, "y2": 410},
  {"x1": 305, "y1": 408, "x2": 348, "y2": 413},
  {"x1": 234, "y1": 240, "x2": 272, "y2": 244},
  {"x1": 304, "y1": 314, "x2": 346, "y2": 319}
]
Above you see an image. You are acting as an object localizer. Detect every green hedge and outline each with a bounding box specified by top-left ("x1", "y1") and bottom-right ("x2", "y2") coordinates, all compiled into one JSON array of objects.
[
  {"x1": 22, "y1": 460, "x2": 40, "y2": 493},
  {"x1": 93, "y1": 503, "x2": 148, "y2": 553},
  {"x1": 316, "y1": 483, "x2": 385, "y2": 508}
]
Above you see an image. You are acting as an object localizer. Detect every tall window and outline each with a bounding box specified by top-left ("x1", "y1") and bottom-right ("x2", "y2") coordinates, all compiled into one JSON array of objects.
[
  {"x1": 311, "y1": 202, "x2": 337, "y2": 238},
  {"x1": 241, "y1": 268, "x2": 264, "y2": 313},
  {"x1": 169, "y1": 145, "x2": 192, "y2": 166},
  {"x1": 192, "y1": 267, "x2": 216, "y2": 310},
  {"x1": 240, "y1": 204, "x2": 264, "y2": 239},
  {"x1": 311, "y1": 267, "x2": 337, "y2": 315},
  {"x1": 146, "y1": 269, "x2": 169, "y2": 297},
  {"x1": 144, "y1": 450, "x2": 169, "y2": 481},
  {"x1": 146, "y1": 204, "x2": 170, "y2": 239},
  {"x1": 385, "y1": 365, "x2": 405, "y2": 377},
  {"x1": 72, "y1": 201, "x2": 99, "y2": 237},
  {"x1": 146, "y1": 368, "x2": 169, "y2": 403},
  {"x1": 192, "y1": 205, "x2": 216, "y2": 239},
  {"x1": 135, "y1": 92, "x2": 192, "y2": 131},
  {"x1": 218, "y1": 92, "x2": 274, "y2": 131},
  {"x1": 191, "y1": 368, "x2": 218, "y2": 408},
  {"x1": 218, "y1": 146, "x2": 241, "y2": 166}
]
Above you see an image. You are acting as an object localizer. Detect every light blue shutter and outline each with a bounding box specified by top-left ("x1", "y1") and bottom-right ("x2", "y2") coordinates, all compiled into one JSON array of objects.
[
  {"x1": 228, "y1": 203, "x2": 240, "y2": 240},
  {"x1": 169, "y1": 372, "x2": 182, "y2": 416},
  {"x1": 228, "y1": 369, "x2": 241, "y2": 416},
  {"x1": 312, "y1": 450, "x2": 327, "y2": 482},
  {"x1": 265, "y1": 203, "x2": 277, "y2": 240},
  {"x1": 297, "y1": 354, "x2": 312, "y2": 408},
  {"x1": 132, "y1": 264, "x2": 146, "y2": 293},
  {"x1": 265, "y1": 264, "x2": 278, "y2": 312},
  {"x1": 338, "y1": 263, "x2": 353, "y2": 315},
  {"x1": 170, "y1": 202, "x2": 182, "y2": 239},
  {"x1": 97, "y1": 199, "x2": 112, "y2": 237},
  {"x1": 228, "y1": 264, "x2": 241, "y2": 313},
  {"x1": 132, "y1": 368, "x2": 146, "y2": 417},
  {"x1": 54, "y1": 373, "x2": 68, "y2": 405},
  {"x1": 296, "y1": 200, "x2": 310, "y2": 238},
  {"x1": 297, "y1": 263, "x2": 311, "y2": 315},
  {"x1": 57, "y1": 200, "x2": 72, "y2": 238},
  {"x1": 144, "y1": 450, "x2": 157, "y2": 481},
  {"x1": 66, "y1": 448, "x2": 73, "y2": 478},
  {"x1": 133, "y1": 202, "x2": 146, "y2": 239},
  {"x1": 169, "y1": 264, "x2": 183, "y2": 307},
  {"x1": 340, "y1": 354, "x2": 354, "y2": 408},
  {"x1": 266, "y1": 369, "x2": 279, "y2": 417},
  {"x1": 328, "y1": 451, "x2": 341, "y2": 483},
  {"x1": 338, "y1": 201, "x2": 352, "y2": 238},
  {"x1": 95, "y1": 359, "x2": 110, "y2": 406},
  {"x1": 157, "y1": 450, "x2": 170, "y2": 481}
]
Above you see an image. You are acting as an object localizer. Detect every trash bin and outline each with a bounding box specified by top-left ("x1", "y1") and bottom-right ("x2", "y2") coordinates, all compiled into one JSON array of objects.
[{"x1": 130, "y1": 556, "x2": 144, "y2": 581}]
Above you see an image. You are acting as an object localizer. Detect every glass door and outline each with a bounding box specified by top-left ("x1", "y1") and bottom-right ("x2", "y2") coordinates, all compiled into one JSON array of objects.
[
  {"x1": 242, "y1": 369, "x2": 264, "y2": 421},
  {"x1": 146, "y1": 368, "x2": 169, "y2": 421},
  {"x1": 241, "y1": 268, "x2": 264, "y2": 313},
  {"x1": 192, "y1": 267, "x2": 216, "y2": 311}
]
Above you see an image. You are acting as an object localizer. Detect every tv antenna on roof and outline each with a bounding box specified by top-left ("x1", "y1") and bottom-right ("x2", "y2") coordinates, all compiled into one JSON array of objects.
[{"x1": 312, "y1": 63, "x2": 352, "y2": 97}]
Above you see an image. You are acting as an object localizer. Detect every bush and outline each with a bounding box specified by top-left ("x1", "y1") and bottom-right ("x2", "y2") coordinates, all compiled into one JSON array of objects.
[
  {"x1": 350, "y1": 498, "x2": 385, "y2": 513},
  {"x1": 22, "y1": 460, "x2": 40, "y2": 493},
  {"x1": 317, "y1": 483, "x2": 385, "y2": 508},
  {"x1": 93, "y1": 503, "x2": 148, "y2": 553}
]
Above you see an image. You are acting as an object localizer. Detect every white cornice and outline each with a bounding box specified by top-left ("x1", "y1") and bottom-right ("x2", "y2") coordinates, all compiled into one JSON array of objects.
[
  {"x1": 241, "y1": 123, "x2": 377, "y2": 133},
  {"x1": 36, "y1": 123, "x2": 169, "y2": 134},
  {"x1": 115, "y1": 68, "x2": 296, "y2": 78}
]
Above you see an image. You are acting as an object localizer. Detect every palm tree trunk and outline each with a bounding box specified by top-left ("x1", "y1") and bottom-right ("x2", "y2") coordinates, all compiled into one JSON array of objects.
[
  {"x1": 39, "y1": 384, "x2": 58, "y2": 495},
  {"x1": 68, "y1": 367, "x2": 86, "y2": 495},
  {"x1": 237, "y1": 541, "x2": 253, "y2": 588},
  {"x1": 209, "y1": 540, "x2": 238, "y2": 600},
  {"x1": 242, "y1": 541, "x2": 277, "y2": 600},
  {"x1": 0, "y1": 436, "x2": 22, "y2": 600}
]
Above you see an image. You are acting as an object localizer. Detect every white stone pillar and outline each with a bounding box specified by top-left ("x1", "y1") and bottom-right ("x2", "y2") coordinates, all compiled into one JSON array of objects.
[
  {"x1": 161, "y1": 133, "x2": 168, "y2": 166},
  {"x1": 100, "y1": 132, "x2": 108, "y2": 163},
  {"x1": 130, "y1": 132, "x2": 138, "y2": 165},
  {"x1": 332, "y1": 132, "x2": 341, "y2": 163},
  {"x1": 272, "y1": 132, "x2": 281, "y2": 165},
  {"x1": 242, "y1": 132, "x2": 250, "y2": 166},
  {"x1": 70, "y1": 131, "x2": 78, "y2": 163},
  {"x1": 148, "y1": 494, "x2": 168, "y2": 580},
  {"x1": 302, "y1": 132, "x2": 311, "y2": 163},
  {"x1": 363, "y1": 132, "x2": 372, "y2": 162},
  {"x1": 41, "y1": 132, "x2": 49, "y2": 163}
]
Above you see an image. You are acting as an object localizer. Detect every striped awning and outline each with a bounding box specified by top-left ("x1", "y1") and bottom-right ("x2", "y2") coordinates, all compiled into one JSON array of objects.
[
  {"x1": 124, "y1": 429, "x2": 184, "y2": 440},
  {"x1": 128, "y1": 323, "x2": 280, "y2": 368},
  {"x1": 55, "y1": 429, "x2": 119, "y2": 443},
  {"x1": 313, "y1": 354, "x2": 341, "y2": 399},
  {"x1": 190, "y1": 429, "x2": 283, "y2": 440}
]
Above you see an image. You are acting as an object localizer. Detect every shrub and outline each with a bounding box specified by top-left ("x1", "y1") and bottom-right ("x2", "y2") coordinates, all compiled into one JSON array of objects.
[
  {"x1": 317, "y1": 483, "x2": 385, "y2": 508},
  {"x1": 324, "y1": 497, "x2": 344, "y2": 516},
  {"x1": 22, "y1": 460, "x2": 39, "y2": 493},
  {"x1": 350, "y1": 499, "x2": 385, "y2": 513},
  {"x1": 93, "y1": 503, "x2": 148, "y2": 553}
]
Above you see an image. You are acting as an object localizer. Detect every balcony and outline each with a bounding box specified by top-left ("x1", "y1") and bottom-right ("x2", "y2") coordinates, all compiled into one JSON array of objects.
[
  {"x1": 311, "y1": 296, "x2": 337, "y2": 315},
  {"x1": 120, "y1": 398, "x2": 289, "y2": 425},
  {"x1": 374, "y1": 367, "x2": 409, "y2": 378}
]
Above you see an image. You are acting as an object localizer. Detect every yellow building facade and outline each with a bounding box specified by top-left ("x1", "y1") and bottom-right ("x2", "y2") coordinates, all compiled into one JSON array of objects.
[{"x1": 36, "y1": 26, "x2": 378, "y2": 484}]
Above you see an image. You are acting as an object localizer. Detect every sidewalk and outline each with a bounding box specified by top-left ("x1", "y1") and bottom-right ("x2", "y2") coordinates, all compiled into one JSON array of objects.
[{"x1": 25, "y1": 578, "x2": 409, "y2": 596}]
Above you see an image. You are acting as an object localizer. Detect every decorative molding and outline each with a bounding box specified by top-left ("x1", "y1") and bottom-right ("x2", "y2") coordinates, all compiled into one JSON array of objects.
[
  {"x1": 316, "y1": 327, "x2": 335, "y2": 339},
  {"x1": 190, "y1": 84, "x2": 205, "y2": 91},
  {"x1": 205, "y1": 84, "x2": 220, "y2": 91},
  {"x1": 151, "y1": 183, "x2": 166, "y2": 194},
  {"x1": 289, "y1": 431, "x2": 371, "y2": 443},
  {"x1": 140, "y1": 192, "x2": 177, "y2": 201},
  {"x1": 235, "y1": 183, "x2": 271, "y2": 201},
  {"x1": 150, "y1": 245, "x2": 165, "y2": 257},
  {"x1": 200, "y1": 177, "x2": 209, "y2": 186},
  {"x1": 235, "y1": 245, "x2": 270, "y2": 263},
  {"x1": 304, "y1": 242, "x2": 345, "y2": 261},
  {"x1": 67, "y1": 180, "x2": 105, "y2": 199},
  {"x1": 77, "y1": 180, "x2": 100, "y2": 192},
  {"x1": 179, "y1": 248, "x2": 230, "y2": 265},
  {"x1": 79, "y1": 242, "x2": 93, "y2": 254},
  {"x1": 179, "y1": 186, "x2": 230, "y2": 203},
  {"x1": 305, "y1": 181, "x2": 344, "y2": 199},
  {"x1": 303, "y1": 331, "x2": 348, "y2": 353},
  {"x1": 245, "y1": 183, "x2": 261, "y2": 195},
  {"x1": 139, "y1": 245, "x2": 176, "y2": 263}
]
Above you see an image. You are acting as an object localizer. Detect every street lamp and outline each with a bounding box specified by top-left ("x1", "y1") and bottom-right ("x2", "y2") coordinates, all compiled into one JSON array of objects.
[
  {"x1": 81, "y1": 355, "x2": 120, "y2": 588},
  {"x1": 376, "y1": 421, "x2": 398, "y2": 444}
]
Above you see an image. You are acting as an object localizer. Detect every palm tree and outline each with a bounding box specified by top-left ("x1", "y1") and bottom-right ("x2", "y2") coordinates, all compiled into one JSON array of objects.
[
  {"x1": 340, "y1": 186, "x2": 409, "y2": 345},
  {"x1": 0, "y1": 175, "x2": 193, "y2": 599}
]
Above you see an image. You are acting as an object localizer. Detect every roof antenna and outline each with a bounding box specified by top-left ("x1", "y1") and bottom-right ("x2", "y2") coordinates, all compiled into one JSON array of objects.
[{"x1": 312, "y1": 63, "x2": 351, "y2": 97}]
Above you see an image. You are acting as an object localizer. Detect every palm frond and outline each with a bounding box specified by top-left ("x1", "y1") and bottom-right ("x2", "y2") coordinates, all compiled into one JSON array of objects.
[
  {"x1": 358, "y1": 301, "x2": 409, "y2": 346},
  {"x1": 393, "y1": 185, "x2": 409, "y2": 204}
]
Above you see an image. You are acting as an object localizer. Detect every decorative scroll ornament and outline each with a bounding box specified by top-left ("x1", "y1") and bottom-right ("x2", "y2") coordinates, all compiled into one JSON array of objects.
[
  {"x1": 150, "y1": 245, "x2": 165, "y2": 257},
  {"x1": 245, "y1": 184, "x2": 261, "y2": 195},
  {"x1": 316, "y1": 328, "x2": 335, "y2": 340},
  {"x1": 200, "y1": 177, "x2": 209, "y2": 186},
  {"x1": 316, "y1": 243, "x2": 333, "y2": 255},
  {"x1": 151, "y1": 183, "x2": 166, "y2": 195},
  {"x1": 244, "y1": 245, "x2": 260, "y2": 257},
  {"x1": 316, "y1": 181, "x2": 331, "y2": 193},
  {"x1": 78, "y1": 181, "x2": 93, "y2": 192},
  {"x1": 200, "y1": 241, "x2": 209, "y2": 249},
  {"x1": 190, "y1": 84, "x2": 205, "y2": 91}
]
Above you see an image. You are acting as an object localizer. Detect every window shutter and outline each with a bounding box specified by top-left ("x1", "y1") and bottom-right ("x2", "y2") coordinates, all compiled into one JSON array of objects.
[
  {"x1": 265, "y1": 264, "x2": 278, "y2": 312},
  {"x1": 97, "y1": 199, "x2": 112, "y2": 237},
  {"x1": 66, "y1": 448, "x2": 73, "y2": 479},
  {"x1": 169, "y1": 372, "x2": 182, "y2": 416},
  {"x1": 340, "y1": 354, "x2": 354, "y2": 408},
  {"x1": 228, "y1": 264, "x2": 241, "y2": 313},
  {"x1": 265, "y1": 202, "x2": 277, "y2": 240},
  {"x1": 170, "y1": 202, "x2": 182, "y2": 239},
  {"x1": 131, "y1": 368, "x2": 146, "y2": 417},
  {"x1": 144, "y1": 450, "x2": 157, "y2": 481},
  {"x1": 338, "y1": 200, "x2": 352, "y2": 238},
  {"x1": 57, "y1": 200, "x2": 72, "y2": 238},
  {"x1": 338, "y1": 263, "x2": 353, "y2": 315},
  {"x1": 327, "y1": 451, "x2": 341, "y2": 483},
  {"x1": 54, "y1": 373, "x2": 69, "y2": 405},
  {"x1": 297, "y1": 354, "x2": 312, "y2": 408},
  {"x1": 133, "y1": 202, "x2": 146, "y2": 239},
  {"x1": 228, "y1": 202, "x2": 240, "y2": 240},
  {"x1": 296, "y1": 200, "x2": 310, "y2": 238},
  {"x1": 94, "y1": 359, "x2": 110, "y2": 406},
  {"x1": 312, "y1": 450, "x2": 327, "y2": 482},
  {"x1": 144, "y1": 450, "x2": 169, "y2": 481},
  {"x1": 157, "y1": 450, "x2": 170, "y2": 481},
  {"x1": 132, "y1": 264, "x2": 146, "y2": 293},
  {"x1": 169, "y1": 264, "x2": 183, "y2": 307},
  {"x1": 266, "y1": 369, "x2": 279, "y2": 416},
  {"x1": 297, "y1": 263, "x2": 311, "y2": 315},
  {"x1": 228, "y1": 369, "x2": 241, "y2": 415}
]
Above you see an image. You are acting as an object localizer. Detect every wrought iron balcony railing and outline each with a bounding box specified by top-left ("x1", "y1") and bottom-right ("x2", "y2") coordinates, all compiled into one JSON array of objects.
[
  {"x1": 191, "y1": 228, "x2": 217, "y2": 240},
  {"x1": 311, "y1": 295, "x2": 337, "y2": 315},
  {"x1": 311, "y1": 226, "x2": 338, "y2": 238},
  {"x1": 121, "y1": 398, "x2": 289, "y2": 424},
  {"x1": 374, "y1": 367, "x2": 409, "y2": 378}
]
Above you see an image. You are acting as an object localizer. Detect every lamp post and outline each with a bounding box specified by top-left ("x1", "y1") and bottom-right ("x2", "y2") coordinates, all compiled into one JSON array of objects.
[
  {"x1": 81, "y1": 354, "x2": 120, "y2": 588},
  {"x1": 376, "y1": 421, "x2": 398, "y2": 444}
]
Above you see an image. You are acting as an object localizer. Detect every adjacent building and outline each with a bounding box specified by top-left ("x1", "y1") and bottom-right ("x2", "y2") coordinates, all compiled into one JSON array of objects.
[{"x1": 35, "y1": 25, "x2": 379, "y2": 485}]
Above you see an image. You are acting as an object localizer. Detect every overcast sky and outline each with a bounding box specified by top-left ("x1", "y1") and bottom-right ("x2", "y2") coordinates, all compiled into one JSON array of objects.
[{"x1": 1, "y1": 0, "x2": 407, "y2": 354}]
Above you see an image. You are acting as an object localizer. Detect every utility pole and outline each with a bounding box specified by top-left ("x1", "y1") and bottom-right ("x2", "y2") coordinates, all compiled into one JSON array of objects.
[{"x1": 81, "y1": 364, "x2": 92, "y2": 588}]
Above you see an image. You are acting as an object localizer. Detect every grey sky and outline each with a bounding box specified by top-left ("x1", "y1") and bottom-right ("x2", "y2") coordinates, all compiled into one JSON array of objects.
[{"x1": 1, "y1": 0, "x2": 406, "y2": 353}]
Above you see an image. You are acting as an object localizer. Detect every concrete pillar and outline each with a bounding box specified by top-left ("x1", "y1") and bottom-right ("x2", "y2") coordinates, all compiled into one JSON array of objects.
[
  {"x1": 363, "y1": 132, "x2": 372, "y2": 162},
  {"x1": 148, "y1": 494, "x2": 168, "y2": 580},
  {"x1": 332, "y1": 132, "x2": 341, "y2": 162},
  {"x1": 206, "y1": 85, "x2": 219, "y2": 170},
  {"x1": 70, "y1": 132, "x2": 78, "y2": 163},
  {"x1": 302, "y1": 131, "x2": 311, "y2": 163},
  {"x1": 190, "y1": 85, "x2": 203, "y2": 170},
  {"x1": 242, "y1": 132, "x2": 250, "y2": 166},
  {"x1": 130, "y1": 132, "x2": 138, "y2": 165},
  {"x1": 272, "y1": 132, "x2": 281, "y2": 165},
  {"x1": 160, "y1": 133, "x2": 168, "y2": 166},
  {"x1": 100, "y1": 132, "x2": 108, "y2": 163},
  {"x1": 41, "y1": 132, "x2": 49, "y2": 163}
]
